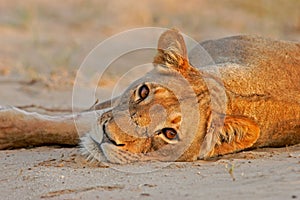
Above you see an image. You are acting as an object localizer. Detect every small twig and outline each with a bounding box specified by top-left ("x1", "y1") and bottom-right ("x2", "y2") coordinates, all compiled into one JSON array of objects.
[
  {"x1": 0, "y1": 79, "x2": 37, "y2": 85},
  {"x1": 16, "y1": 104, "x2": 76, "y2": 113},
  {"x1": 87, "y1": 99, "x2": 99, "y2": 110},
  {"x1": 225, "y1": 163, "x2": 236, "y2": 181}
]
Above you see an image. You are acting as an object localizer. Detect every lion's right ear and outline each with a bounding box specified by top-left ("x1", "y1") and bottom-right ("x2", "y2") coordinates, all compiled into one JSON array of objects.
[{"x1": 153, "y1": 29, "x2": 189, "y2": 70}]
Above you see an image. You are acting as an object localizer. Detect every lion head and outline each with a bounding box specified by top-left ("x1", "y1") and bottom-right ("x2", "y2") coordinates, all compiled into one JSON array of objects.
[{"x1": 80, "y1": 29, "x2": 260, "y2": 164}]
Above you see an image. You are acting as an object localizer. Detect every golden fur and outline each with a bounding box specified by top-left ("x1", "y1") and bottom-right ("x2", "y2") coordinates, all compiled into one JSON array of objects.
[
  {"x1": 81, "y1": 29, "x2": 300, "y2": 163},
  {"x1": 0, "y1": 29, "x2": 299, "y2": 164}
]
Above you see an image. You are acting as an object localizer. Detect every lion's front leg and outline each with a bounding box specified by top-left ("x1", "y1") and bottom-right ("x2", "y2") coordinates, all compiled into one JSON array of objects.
[{"x1": 0, "y1": 106, "x2": 93, "y2": 149}]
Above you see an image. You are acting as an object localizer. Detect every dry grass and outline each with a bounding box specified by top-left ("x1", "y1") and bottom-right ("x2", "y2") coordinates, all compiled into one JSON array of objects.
[{"x1": 0, "y1": 0, "x2": 299, "y2": 89}]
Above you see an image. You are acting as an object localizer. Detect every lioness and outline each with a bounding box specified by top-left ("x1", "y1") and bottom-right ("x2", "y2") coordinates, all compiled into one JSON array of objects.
[{"x1": 0, "y1": 29, "x2": 299, "y2": 164}]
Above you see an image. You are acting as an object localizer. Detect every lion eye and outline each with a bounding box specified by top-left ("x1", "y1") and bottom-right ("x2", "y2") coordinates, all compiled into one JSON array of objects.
[
  {"x1": 138, "y1": 84, "x2": 149, "y2": 100},
  {"x1": 162, "y1": 128, "x2": 177, "y2": 140}
]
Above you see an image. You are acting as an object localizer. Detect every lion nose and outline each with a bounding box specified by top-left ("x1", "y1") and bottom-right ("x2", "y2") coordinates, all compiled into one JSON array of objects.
[{"x1": 99, "y1": 109, "x2": 113, "y2": 124}]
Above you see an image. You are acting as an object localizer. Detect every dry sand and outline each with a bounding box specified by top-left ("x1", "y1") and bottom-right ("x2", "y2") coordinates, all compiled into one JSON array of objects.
[{"x1": 1, "y1": 144, "x2": 299, "y2": 200}]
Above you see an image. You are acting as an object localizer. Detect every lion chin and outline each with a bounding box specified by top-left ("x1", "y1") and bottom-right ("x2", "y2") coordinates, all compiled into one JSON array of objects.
[{"x1": 80, "y1": 128, "x2": 144, "y2": 164}]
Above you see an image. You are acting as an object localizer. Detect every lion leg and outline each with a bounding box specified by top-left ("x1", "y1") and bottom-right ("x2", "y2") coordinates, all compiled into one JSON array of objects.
[{"x1": 0, "y1": 106, "x2": 96, "y2": 149}]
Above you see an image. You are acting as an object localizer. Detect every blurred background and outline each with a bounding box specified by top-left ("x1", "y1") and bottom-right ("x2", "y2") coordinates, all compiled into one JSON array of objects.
[{"x1": 0, "y1": 0, "x2": 299, "y2": 107}]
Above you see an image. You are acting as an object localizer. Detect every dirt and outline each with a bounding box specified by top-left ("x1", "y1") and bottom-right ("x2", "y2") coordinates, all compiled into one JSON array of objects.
[
  {"x1": 1, "y1": 145, "x2": 299, "y2": 200},
  {"x1": 0, "y1": 0, "x2": 300, "y2": 199}
]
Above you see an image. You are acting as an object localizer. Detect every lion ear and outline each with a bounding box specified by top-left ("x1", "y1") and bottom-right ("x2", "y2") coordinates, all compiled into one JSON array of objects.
[
  {"x1": 153, "y1": 28, "x2": 189, "y2": 69},
  {"x1": 199, "y1": 115, "x2": 260, "y2": 159}
]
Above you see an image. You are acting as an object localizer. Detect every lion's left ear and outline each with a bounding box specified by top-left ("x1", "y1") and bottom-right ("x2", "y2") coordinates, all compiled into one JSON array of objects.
[{"x1": 153, "y1": 28, "x2": 189, "y2": 70}]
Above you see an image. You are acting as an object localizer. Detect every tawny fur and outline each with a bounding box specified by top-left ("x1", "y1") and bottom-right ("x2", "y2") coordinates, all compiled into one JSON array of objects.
[{"x1": 0, "y1": 29, "x2": 299, "y2": 164}]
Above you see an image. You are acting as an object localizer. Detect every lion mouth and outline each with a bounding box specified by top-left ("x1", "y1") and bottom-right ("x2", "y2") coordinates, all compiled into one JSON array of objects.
[
  {"x1": 102, "y1": 120, "x2": 125, "y2": 147},
  {"x1": 80, "y1": 115, "x2": 125, "y2": 163}
]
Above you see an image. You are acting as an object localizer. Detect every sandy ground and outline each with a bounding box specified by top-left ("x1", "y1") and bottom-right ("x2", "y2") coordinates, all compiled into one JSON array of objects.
[
  {"x1": 1, "y1": 145, "x2": 300, "y2": 200},
  {"x1": 0, "y1": 1, "x2": 300, "y2": 199}
]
